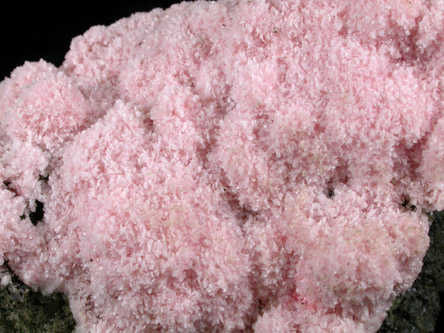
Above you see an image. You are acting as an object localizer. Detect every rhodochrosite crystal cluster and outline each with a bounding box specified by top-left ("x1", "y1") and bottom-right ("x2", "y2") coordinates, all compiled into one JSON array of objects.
[{"x1": 1, "y1": 0, "x2": 444, "y2": 331}]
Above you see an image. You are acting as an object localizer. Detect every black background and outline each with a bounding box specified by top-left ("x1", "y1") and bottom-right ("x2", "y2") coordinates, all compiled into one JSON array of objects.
[
  {"x1": 0, "y1": 0, "x2": 443, "y2": 331},
  {"x1": 0, "y1": 1, "x2": 180, "y2": 80}
]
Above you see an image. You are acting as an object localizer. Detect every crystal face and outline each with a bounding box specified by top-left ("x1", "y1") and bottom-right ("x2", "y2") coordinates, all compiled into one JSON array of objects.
[{"x1": 1, "y1": 1, "x2": 444, "y2": 332}]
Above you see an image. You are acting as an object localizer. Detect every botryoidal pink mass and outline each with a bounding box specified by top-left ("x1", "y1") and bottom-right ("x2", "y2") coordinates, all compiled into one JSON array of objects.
[{"x1": 1, "y1": 0, "x2": 444, "y2": 332}]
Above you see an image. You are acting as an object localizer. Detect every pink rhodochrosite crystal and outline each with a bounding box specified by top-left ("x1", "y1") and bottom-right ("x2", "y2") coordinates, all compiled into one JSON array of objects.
[{"x1": 1, "y1": 0, "x2": 444, "y2": 331}]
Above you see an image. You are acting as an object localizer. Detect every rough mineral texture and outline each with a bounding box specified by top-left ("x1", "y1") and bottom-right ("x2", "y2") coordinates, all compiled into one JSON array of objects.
[
  {"x1": 0, "y1": 265, "x2": 75, "y2": 333},
  {"x1": 1, "y1": 0, "x2": 444, "y2": 332},
  {"x1": 1, "y1": 211, "x2": 443, "y2": 332},
  {"x1": 378, "y1": 211, "x2": 444, "y2": 333}
]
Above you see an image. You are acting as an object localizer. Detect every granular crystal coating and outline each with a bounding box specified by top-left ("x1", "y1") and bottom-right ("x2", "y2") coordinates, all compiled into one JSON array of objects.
[{"x1": 1, "y1": 0, "x2": 444, "y2": 332}]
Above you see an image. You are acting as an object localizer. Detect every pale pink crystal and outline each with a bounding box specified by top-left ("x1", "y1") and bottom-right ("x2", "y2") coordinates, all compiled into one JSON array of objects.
[{"x1": 1, "y1": 1, "x2": 444, "y2": 332}]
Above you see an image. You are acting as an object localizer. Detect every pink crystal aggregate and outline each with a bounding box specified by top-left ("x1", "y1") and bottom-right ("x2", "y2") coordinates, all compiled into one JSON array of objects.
[{"x1": 1, "y1": 0, "x2": 444, "y2": 332}]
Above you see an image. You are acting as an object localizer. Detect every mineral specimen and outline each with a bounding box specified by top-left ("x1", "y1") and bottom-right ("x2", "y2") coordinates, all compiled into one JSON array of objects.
[{"x1": 1, "y1": 1, "x2": 444, "y2": 331}]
